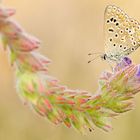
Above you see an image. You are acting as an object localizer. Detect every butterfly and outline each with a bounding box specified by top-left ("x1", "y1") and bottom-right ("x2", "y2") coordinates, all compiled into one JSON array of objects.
[{"x1": 89, "y1": 5, "x2": 140, "y2": 63}]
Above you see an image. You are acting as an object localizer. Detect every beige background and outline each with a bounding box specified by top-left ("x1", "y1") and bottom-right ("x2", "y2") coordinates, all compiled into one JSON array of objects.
[{"x1": 0, "y1": 0, "x2": 140, "y2": 140}]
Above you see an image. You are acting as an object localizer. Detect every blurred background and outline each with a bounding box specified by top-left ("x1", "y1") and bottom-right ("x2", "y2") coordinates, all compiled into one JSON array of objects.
[{"x1": 0, "y1": 0, "x2": 140, "y2": 140}]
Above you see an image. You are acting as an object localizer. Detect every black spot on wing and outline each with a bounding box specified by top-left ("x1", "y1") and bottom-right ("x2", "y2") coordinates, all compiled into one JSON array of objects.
[{"x1": 108, "y1": 28, "x2": 114, "y2": 32}]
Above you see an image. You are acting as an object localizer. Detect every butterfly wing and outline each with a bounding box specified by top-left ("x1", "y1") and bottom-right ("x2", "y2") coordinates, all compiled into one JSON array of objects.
[{"x1": 104, "y1": 5, "x2": 140, "y2": 61}]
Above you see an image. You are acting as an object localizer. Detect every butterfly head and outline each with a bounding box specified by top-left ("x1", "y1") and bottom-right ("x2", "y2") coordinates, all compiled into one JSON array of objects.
[
  {"x1": 88, "y1": 52, "x2": 108, "y2": 63},
  {"x1": 100, "y1": 54, "x2": 107, "y2": 61}
]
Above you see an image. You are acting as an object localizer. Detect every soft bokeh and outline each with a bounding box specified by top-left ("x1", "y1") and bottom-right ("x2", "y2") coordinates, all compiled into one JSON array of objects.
[{"x1": 1, "y1": 0, "x2": 140, "y2": 140}]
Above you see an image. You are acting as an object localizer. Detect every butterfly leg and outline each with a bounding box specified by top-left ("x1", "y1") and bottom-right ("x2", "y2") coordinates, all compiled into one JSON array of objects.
[{"x1": 104, "y1": 58, "x2": 113, "y2": 70}]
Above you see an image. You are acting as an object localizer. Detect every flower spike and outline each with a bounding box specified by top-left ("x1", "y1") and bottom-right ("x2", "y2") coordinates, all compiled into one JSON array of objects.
[{"x1": 0, "y1": 4, "x2": 140, "y2": 133}]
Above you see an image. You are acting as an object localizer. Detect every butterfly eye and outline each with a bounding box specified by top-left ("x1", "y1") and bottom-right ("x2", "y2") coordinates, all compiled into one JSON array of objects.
[
  {"x1": 120, "y1": 44, "x2": 122, "y2": 48},
  {"x1": 113, "y1": 44, "x2": 116, "y2": 46}
]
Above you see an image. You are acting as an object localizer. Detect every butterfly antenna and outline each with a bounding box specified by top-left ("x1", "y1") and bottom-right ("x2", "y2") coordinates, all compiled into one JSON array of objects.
[
  {"x1": 88, "y1": 52, "x2": 103, "y2": 56},
  {"x1": 88, "y1": 55, "x2": 101, "y2": 63}
]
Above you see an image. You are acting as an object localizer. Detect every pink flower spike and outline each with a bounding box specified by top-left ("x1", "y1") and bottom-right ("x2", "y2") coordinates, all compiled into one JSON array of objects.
[
  {"x1": 5, "y1": 8, "x2": 16, "y2": 16},
  {"x1": 18, "y1": 33, "x2": 41, "y2": 51},
  {"x1": 0, "y1": 6, "x2": 15, "y2": 19},
  {"x1": 24, "y1": 33, "x2": 40, "y2": 45},
  {"x1": 16, "y1": 52, "x2": 50, "y2": 72},
  {"x1": 1, "y1": 2, "x2": 140, "y2": 133},
  {"x1": 33, "y1": 52, "x2": 51, "y2": 64},
  {"x1": 1, "y1": 20, "x2": 24, "y2": 36},
  {"x1": 7, "y1": 33, "x2": 40, "y2": 52},
  {"x1": 44, "y1": 99, "x2": 52, "y2": 110}
]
